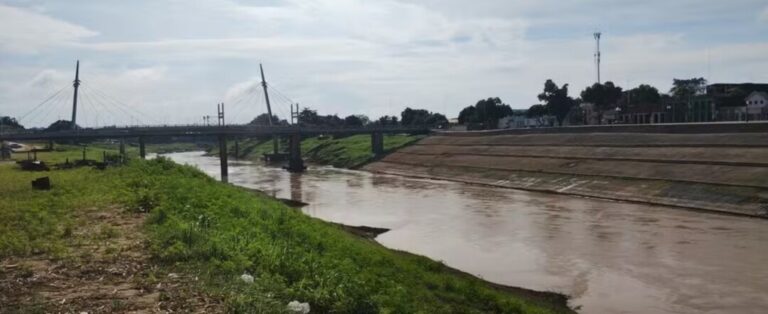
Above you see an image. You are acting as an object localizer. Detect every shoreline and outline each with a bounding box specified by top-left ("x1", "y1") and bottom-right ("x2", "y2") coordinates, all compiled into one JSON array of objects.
[
  {"x1": 364, "y1": 164, "x2": 768, "y2": 219},
  {"x1": 236, "y1": 184, "x2": 576, "y2": 313}
]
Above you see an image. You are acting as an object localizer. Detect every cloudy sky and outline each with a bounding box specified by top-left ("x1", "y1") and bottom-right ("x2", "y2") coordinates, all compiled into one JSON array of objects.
[{"x1": 1, "y1": 0, "x2": 767, "y2": 127}]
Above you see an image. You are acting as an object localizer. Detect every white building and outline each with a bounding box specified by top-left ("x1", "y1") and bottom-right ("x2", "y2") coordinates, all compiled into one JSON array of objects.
[{"x1": 745, "y1": 91, "x2": 768, "y2": 119}]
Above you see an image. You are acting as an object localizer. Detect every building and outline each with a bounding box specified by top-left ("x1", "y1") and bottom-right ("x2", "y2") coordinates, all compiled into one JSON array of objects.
[
  {"x1": 709, "y1": 83, "x2": 768, "y2": 121},
  {"x1": 745, "y1": 91, "x2": 768, "y2": 120}
]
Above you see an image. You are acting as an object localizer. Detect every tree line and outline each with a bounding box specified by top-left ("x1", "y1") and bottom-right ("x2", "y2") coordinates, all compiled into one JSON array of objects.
[
  {"x1": 456, "y1": 77, "x2": 712, "y2": 129},
  {"x1": 249, "y1": 107, "x2": 448, "y2": 128}
]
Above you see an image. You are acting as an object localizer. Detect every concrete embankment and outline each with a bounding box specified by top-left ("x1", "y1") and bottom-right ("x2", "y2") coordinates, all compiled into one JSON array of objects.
[{"x1": 363, "y1": 130, "x2": 768, "y2": 218}]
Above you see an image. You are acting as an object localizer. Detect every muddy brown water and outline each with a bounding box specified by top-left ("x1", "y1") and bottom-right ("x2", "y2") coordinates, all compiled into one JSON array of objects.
[{"x1": 165, "y1": 152, "x2": 768, "y2": 314}]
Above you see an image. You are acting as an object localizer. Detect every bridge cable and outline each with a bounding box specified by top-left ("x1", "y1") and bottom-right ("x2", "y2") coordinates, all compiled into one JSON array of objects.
[
  {"x1": 17, "y1": 84, "x2": 70, "y2": 123},
  {"x1": 25, "y1": 88, "x2": 71, "y2": 127},
  {"x1": 229, "y1": 88, "x2": 261, "y2": 124},
  {"x1": 81, "y1": 82, "x2": 160, "y2": 125},
  {"x1": 81, "y1": 85, "x2": 156, "y2": 126}
]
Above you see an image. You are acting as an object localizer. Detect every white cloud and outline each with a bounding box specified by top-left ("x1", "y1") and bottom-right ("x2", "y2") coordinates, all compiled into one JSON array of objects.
[
  {"x1": 1, "y1": 0, "x2": 767, "y2": 126},
  {"x1": 0, "y1": 4, "x2": 97, "y2": 53}
]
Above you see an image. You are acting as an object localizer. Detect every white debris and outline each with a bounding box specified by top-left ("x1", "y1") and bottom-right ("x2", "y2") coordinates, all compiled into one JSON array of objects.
[
  {"x1": 287, "y1": 300, "x2": 310, "y2": 314},
  {"x1": 240, "y1": 272, "x2": 254, "y2": 284}
]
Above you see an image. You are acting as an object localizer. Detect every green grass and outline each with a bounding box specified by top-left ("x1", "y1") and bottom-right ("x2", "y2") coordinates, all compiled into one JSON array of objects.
[
  {"x1": 217, "y1": 134, "x2": 425, "y2": 168},
  {"x1": 9, "y1": 141, "x2": 206, "y2": 164},
  {"x1": 0, "y1": 150, "x2": 568, "y2": 313}
]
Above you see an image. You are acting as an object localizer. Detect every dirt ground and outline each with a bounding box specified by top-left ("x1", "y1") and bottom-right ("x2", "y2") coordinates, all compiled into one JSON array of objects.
[{"x1": 0, "y1": 206, "x2": 222, "y2": 313}]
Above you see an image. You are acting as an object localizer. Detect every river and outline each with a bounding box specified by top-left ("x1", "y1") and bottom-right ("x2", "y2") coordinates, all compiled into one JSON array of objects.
[{"x1": 164, "y1": 151, "x2": 768, "y2": 314}]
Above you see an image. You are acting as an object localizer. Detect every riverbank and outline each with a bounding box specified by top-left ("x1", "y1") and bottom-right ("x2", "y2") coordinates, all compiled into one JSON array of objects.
[
  {"x1": 0, "y1": 152, "x2": 573, "y2": 313},
  {"x1": 364, "y1": 132, "x2": 768, "y2": 218},
  {"x1": 211, "y1": 134, "x2": 424, "y2": 168}
]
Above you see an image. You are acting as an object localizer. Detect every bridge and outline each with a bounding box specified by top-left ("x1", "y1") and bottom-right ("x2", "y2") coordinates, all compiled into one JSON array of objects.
[{"x1": 0, "y1": 61, "x2": 430, "y2": 182}]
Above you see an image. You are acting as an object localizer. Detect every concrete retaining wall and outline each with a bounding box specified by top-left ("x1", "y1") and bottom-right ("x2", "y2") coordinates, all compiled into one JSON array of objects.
[{"x1": 364, "y1": 131, "x2": 768, "y2": 218}]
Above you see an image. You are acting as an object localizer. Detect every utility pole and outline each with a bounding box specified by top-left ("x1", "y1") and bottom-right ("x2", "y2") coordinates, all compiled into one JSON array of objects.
[
  {"x1": 260, "y1": 64, "x2": 279, "y2": 154},
  {"x1": 71, "y1": 60, "x2": 81, "y2": 129},
  {"x1": 593, "y1": 32, "x2": 601, "y2": 84}
]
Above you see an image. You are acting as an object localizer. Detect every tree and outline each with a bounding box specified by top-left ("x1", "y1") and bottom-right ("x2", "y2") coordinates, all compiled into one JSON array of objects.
[
  {"x1": 670, "y1": 77, "x2": 707, "y2": 99},
  {"x1": 456, "y1": 97, "x2": 513, "y2": 129},
  {"x1": 538, "y1": 80, "x2": 575, "y2": 126},
  {"x1": 45, "y1": 120, "x2": 78, "y2": 132},
  {"x1": 400, "y1": 107, "x2": 448, "y2": 127},
  {"x1": 457, "y1": 106, "x2": 476, "y2": 125},
  {"x1": 354, "y1": 114, "x2": 370, "y2": 126},
  {"x1": 579, "y1": 81, "x2": 622, "y2": 124},
  {"x1": 249, "y1": 113, "x2": 283, "y2": 126},
  {"x1": 526, "y1": 104, "x2": 547, "y2": 118},
  {"x1": 0, "y1": 116, "x2": 24, "y2": 130},
  {"x1": 297, "y1": 108, "x2": 320, "y2": 126},
  {"x1": 375, "y1": 115, "x2": 399, "y2": 126},
  {"x1": 343, "y1": 115, "x2": 364, "y2": 127},
  {"x1": 628, "y1": 84, "x2": 661, "y2": 105}
]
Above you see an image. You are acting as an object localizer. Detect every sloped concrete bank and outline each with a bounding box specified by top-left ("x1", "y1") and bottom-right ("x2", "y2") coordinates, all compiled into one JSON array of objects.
[{"x1": 363, "y1": 132, "x2": 768, "y2": 218}]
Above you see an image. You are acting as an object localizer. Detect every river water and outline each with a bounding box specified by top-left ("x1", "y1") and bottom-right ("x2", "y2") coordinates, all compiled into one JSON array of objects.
[{"x1": 165, "y1": 151, "x2": 768, "y2": 314}]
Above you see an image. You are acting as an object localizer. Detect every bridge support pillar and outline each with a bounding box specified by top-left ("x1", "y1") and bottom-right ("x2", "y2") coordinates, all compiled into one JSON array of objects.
[
  {"x1": 218, "y1": 135, "x2": 229, "y2": 183},
  {"x1": 48, "y1": 140, "x2": 54, "y2": 151},
  {"x1": 286, "y1": 133, "x2": 305, "y2": 172},
  {"x1": 371, "y1": 132, "x2": 384, "y2": 156},
  {"x1": 234, "y1": 140, "x2": 239, "y2": 160},
  {"x1": 272, "y1": 136, "x2": 279, "y2": 155},
  {"x1": 139, "y1": 136, "x2": 146, "y2": 159}
]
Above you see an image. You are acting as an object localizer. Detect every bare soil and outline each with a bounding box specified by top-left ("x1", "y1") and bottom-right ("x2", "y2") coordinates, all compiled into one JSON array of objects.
[{"x1": 0, "y1": 206, "x2": 223, "y2": 313}]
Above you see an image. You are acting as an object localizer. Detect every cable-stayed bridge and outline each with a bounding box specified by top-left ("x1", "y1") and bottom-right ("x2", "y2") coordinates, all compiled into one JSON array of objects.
[{"x1": 0, "y1": 61, "x2": 430, "y2": 180}]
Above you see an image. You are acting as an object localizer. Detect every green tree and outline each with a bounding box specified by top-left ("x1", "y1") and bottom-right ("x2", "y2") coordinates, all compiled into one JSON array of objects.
[
  {"x1": 526, "y1": 104, "x2": 547, "y2": 118},
  {"x1": 375, "y1": 115, "x2": 398, "y2": 126},
  {"x1": 400, "y1": 107, "x2": 448, "y2": 127},
  {"x1": 456, "y1": 97, "x2": 513, "y2": 129},
  {"x1": 580, "y1": 81, "x2": 623, "y2": 123},
  {"x1": 0, "y1": 116, "x2": 24, "y2": 130},
  {"x1": 45, "y1": 120, "x2": 78, "y2": 132},
  {"x1": 628, "y1": 84, "x2": 661, "y2": 105},
  {"x1": 343, "y1": 115, "x2": 364, "y2": 127},
  {"x1": 538, "y1": 80, "x2": 575, "y2": 126},
  {"x1": 249, "y1": 113, "x2": 284, "y2": 126},
  {"x1": 670, "y1": 77, "x2": 707, "y2": 99}
]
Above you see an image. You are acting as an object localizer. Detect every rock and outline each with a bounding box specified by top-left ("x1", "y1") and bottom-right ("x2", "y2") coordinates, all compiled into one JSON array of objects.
[
  {"x1": 240, "y1": 272, "x2": 254, "y2": 284},
  {"x1": 31, "y1": 177, "x2": 51, "y2": 190},
  {"x1": 287, "y1": 300, "x2": 310, "y2": 314}
]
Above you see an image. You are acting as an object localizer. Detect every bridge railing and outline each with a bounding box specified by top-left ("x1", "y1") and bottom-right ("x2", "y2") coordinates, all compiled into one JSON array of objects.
[{"x1": 0, "y1": 123, "x2": 433, "y2": 141}]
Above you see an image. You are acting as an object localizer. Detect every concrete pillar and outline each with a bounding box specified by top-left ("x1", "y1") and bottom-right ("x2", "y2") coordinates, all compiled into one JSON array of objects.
[
  {"x1": 139, "y1": 136, "x2": 146, "y2": 159},
  {"x1": 371, "y1": 132, "x2": 384, "y2": 156},
  {"x1": 48, "y1": 140, "x2": 54, "y2": 150},
  {"x1": 218, "y1": 135, "x2": 229, "y2": 183},
  {"x1": 272, "y1": 136, "x2": 279, "y2": 155},
  {"x1": 287, "y1": 133, "x2": 305, "y2": 172},
  {"x1": 234, "y1": 140, "x2": 240, "y2": 160},
  {"x1": 119, "y1": 139, "x2": 126, "y2": 156}
]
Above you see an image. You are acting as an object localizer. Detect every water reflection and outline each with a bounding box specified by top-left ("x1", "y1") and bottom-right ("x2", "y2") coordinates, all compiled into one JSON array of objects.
[{"x1": 165, "y1": 152, "x2": 768, "y2": 314}]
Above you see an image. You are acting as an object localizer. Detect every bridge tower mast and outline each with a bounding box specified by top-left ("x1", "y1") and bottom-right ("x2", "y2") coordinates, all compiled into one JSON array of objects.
[
  {"x1": 71, "y1": 60, "x2": 81, "y2": 129},
  {"x1": 260, "y1": 64, "x2": 279, "y2": 154}
]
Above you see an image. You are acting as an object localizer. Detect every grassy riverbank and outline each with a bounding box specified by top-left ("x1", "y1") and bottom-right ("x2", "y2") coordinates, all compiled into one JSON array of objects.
[
  {"x1": 214, "y1": 134, "x2": 425, "y2": 168},
  {"x1": 0, "y1": 153, "x2": 571, "y2": 313}
]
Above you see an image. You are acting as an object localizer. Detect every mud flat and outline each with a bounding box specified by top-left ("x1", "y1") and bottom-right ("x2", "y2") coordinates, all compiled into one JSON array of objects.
[{"x1": 364, "y1": 132, "x2": 768, "y2": 218}]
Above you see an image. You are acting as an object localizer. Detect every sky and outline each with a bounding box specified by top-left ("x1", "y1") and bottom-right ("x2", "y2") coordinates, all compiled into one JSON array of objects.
[{"x1": 1, "y1": 0, "x2": 767, "y2": 127}]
